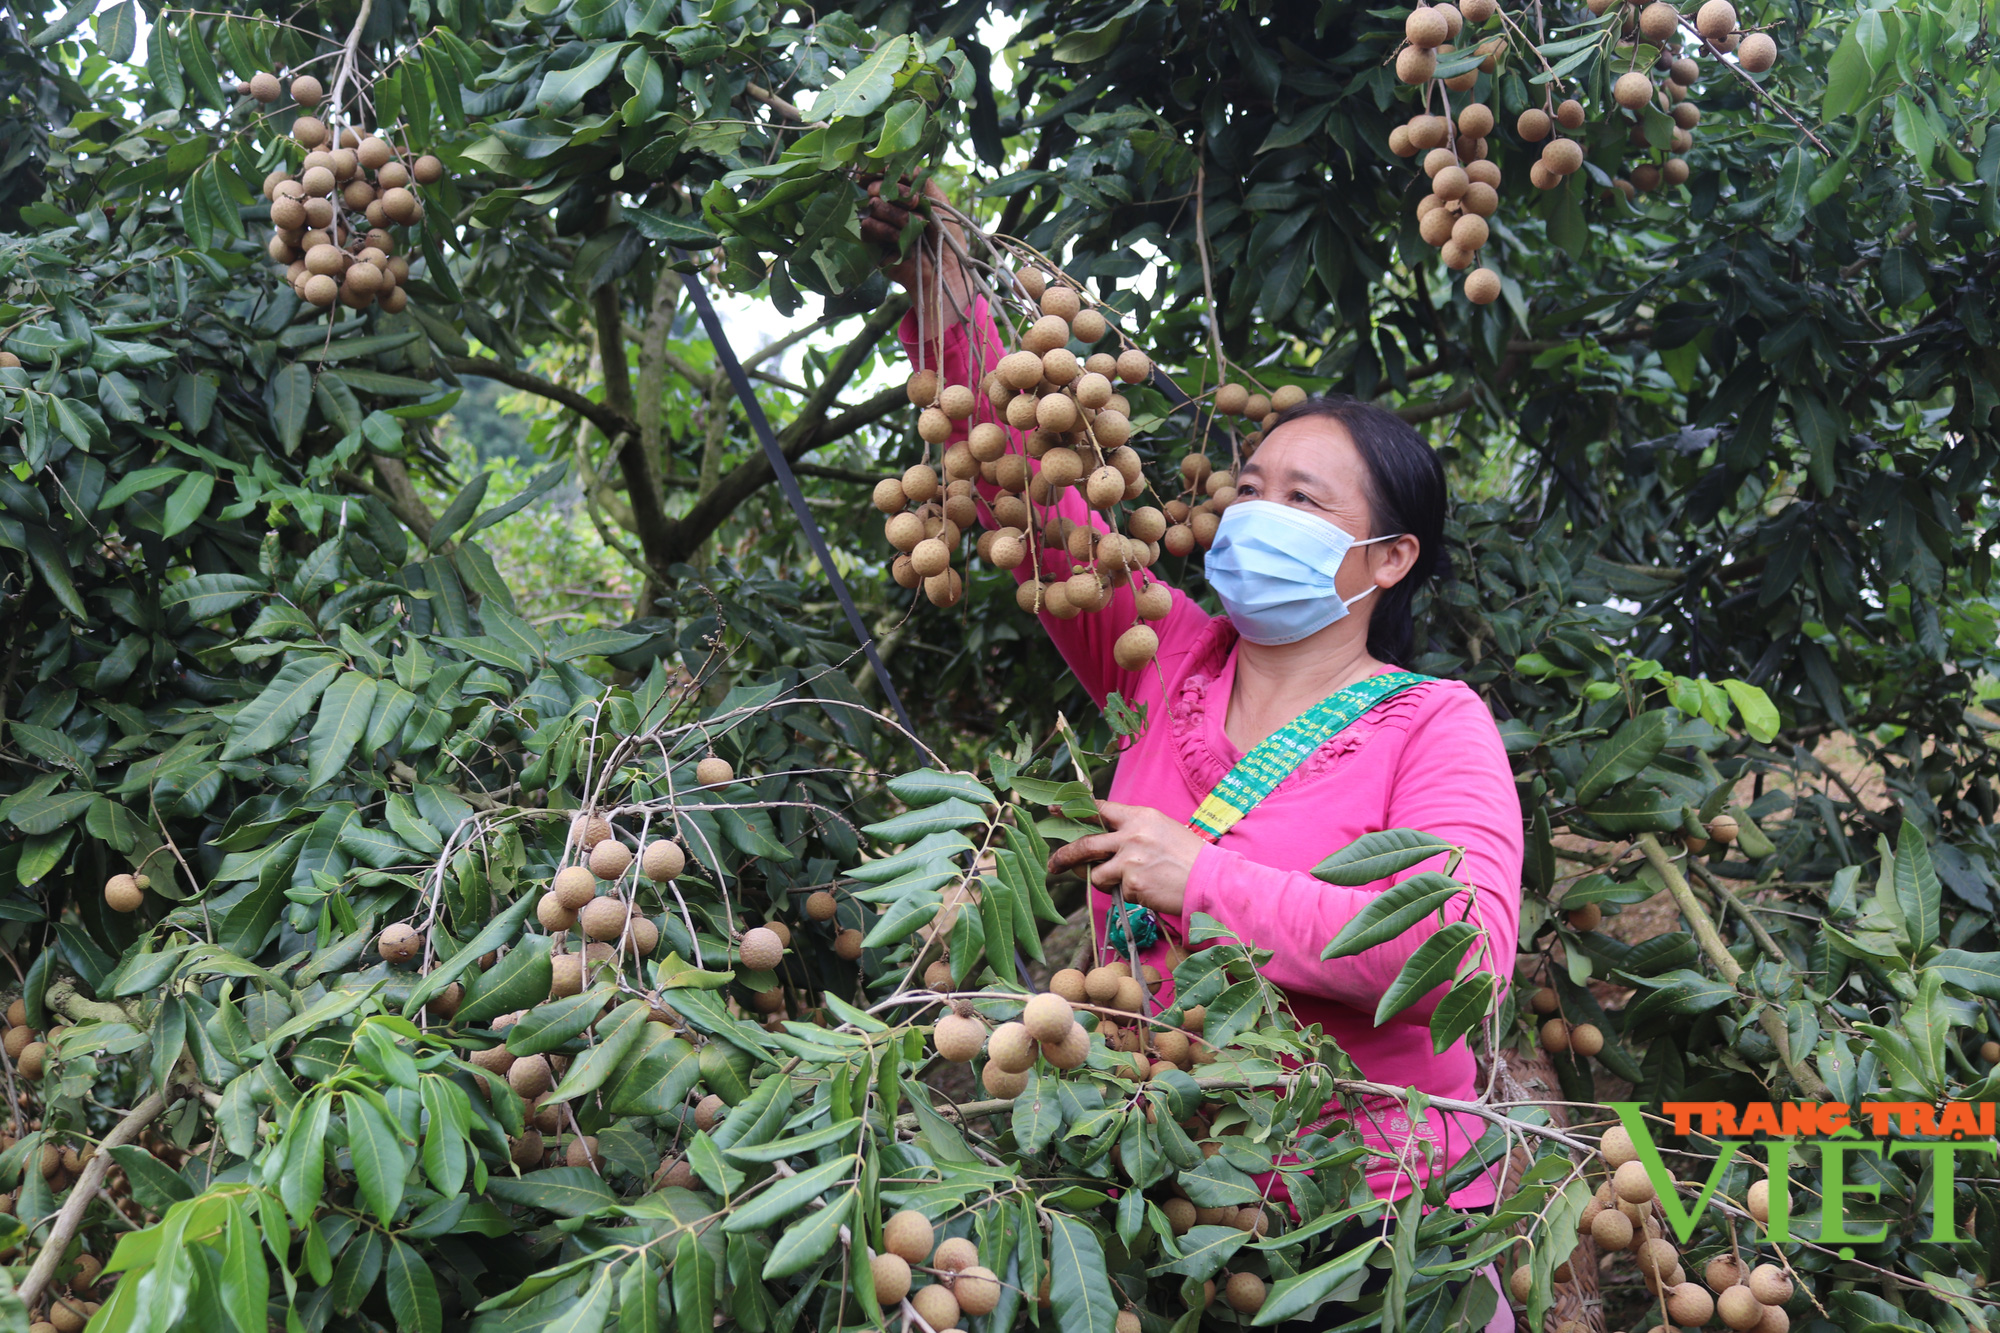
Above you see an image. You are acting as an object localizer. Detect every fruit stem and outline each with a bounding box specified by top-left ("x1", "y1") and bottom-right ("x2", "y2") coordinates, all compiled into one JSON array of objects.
[{"x1": 1635, "y1": 834, "x2": 1829, "y2": 1097}]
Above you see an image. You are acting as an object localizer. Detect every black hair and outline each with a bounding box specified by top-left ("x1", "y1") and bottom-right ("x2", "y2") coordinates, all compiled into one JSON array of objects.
[{"x1": 1260, "y1": 395, "x2": 1448, "y2": 667}]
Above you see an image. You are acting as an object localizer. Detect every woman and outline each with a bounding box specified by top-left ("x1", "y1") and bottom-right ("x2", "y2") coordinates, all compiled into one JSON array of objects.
[{"x1": 865, "y1": 186, "x2": 1524, "y2": 1220}]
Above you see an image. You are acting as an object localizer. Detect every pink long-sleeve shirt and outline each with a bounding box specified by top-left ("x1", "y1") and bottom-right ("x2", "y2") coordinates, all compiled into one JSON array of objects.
[{"x1": 899, "y1": 300, "x2": 1524, "y2": 1212}]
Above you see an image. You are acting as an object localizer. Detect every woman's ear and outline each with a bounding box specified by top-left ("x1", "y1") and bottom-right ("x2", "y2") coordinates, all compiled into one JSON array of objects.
[{"x1": 1370, "y1": 534, "x2": 1423, "y2": 590}]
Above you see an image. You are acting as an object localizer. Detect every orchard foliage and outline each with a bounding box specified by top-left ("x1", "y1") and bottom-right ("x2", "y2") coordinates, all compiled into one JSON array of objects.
[{"x1": 5, "y1": 0, "x2": 2000, "y2": 1332}]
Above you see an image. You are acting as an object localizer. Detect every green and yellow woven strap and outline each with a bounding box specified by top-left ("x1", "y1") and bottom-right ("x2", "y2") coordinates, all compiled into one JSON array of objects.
[{"x1": 1187, "y1": 671, "x2": 1433, "y2": 843}]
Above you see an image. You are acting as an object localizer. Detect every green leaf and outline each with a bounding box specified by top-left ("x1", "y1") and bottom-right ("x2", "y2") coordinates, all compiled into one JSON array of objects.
[
  {"x1": 307, "y1": 671, "x2": 379, "y2": 790},
  {"x1": 762, "y1": 1187, "x2": 852, "y2": 1279},
  {"x1": 404, "y1": 893, "x2": 538, "y2": 1016},
  {"x1": 508, "y1": 985, "x2": 617, "y2": 1055},
  {"x1": 887, "y1": 769, "x2": 996, "y2": 807},
  {"x1": 861, "y1": 797, "x2": 988, "y2": 840},
  {"x1": 1012, "y1": 1068, "x2": 1064, "y2": 1156},
  {"x1": 1428, "y1": 971, "x2": 1494, "y2": 1054},
  {"x1": 605, "y1": 1027, "x2": 701, "y2": 1115},
  {"x1": 1576, "y1": 710, "x2": 1671, "y2": 804},
  {"x1": 537, "y1": 42, "x2": 631, "y2": 116},
  {"x1": 810, "y1": 35, "x2": 910, "y2": 118},
  {"x1": 456, "y1": 937, "x2": 554, "y2": 1025},
  {"x1": 624, "y1": 206, "x2": 721, "y2": 247},
  {"x1": 427, "y1": 473, "x2": 491, "y2": 551},
  {"x1": 869, "y1": 100, "x2": 925, "y2": 157},
  {"x1": 1253, "y1": 1238, "x2": 1382, "y2": 1325},
  {"x1": 162, "y1": 572, "x2": 265, "y2": 619},
  {"x1": 271, "y1": 363, "x2": 313, "y2": 452},
  {"x1": 220, "y1": 1201, "x2": 269, "y2": 1333},
  {"x1": 674, "y1": 1230, "x2": 717, "y2": 1333},
  {"x1": 1718, "y1": 679, "x2": 1779, "y2": 742},
  {"x1": 1928, "y1": 949, "x2": 2000, "y2": 999},
  {"x1": 99, "y1": 466, "x2": 187, "y2": 509},
  {"x1": 1047, "y1": 1214, "x2": 1120, "y2": 1333},
  {"x1": 620, "y1": 1250, "x2": 662, "y2": 1333},
  {"x1": 1893, "y1": 820, "x2": 1942, "y2": 950},
  {"x1": 1822, "y1": 29, "x2": 1871, "y2": 118},
  {"x1": 94, "y1": 0, "x2": 139, "y2": 58},
  {"x1": 546, "y1": 1001, "x2": 652, "y2": 1102},
  {"x1": 1374, "y1": 921, "x2": 1480, "y2": 1024},
  {"x1": 487, "y1": 1167, "x2": 618, "y2": 1218},
  {"x1": 178, "y1": 17, "x2": 225, "y2": 107},
  {"x1": 384, "y1": 1238, "x2": 442, "y2": 1333},
  {"x1": 1311, "y1": 828, "x2": 1457, "y2": 885},
  {"x1": 721, "y1": 1154, "x2": 851, "y2": 1232},
  {"x1": 1320, "y1": 872, "x2": 1467, "y2": 959},
  {"x1": 1150, "y1": 1223, "x2": 1247, "y2": 1281},
  {"x1": 158, "y1": 471, "x2": 215, "y2": 538},
  {"x1": 345, "y1": 1091, "x2": 408, "y2": 1223},
  {"x1": 221, "y1": 657, "x2": 342, "y2": 760},
  {"x1": 30, "y1": 0, "x2": 95, "y2": 47}
]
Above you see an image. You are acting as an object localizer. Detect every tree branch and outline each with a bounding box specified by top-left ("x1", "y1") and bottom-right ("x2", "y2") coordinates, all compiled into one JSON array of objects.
[
  {"x1": 446, "y1": 356, "x2": 638, "y2": 443},
  {"x1": 655, "y1": 295, "x2": 910, "y2": 567},
  {"x1": 591, "y1": 287, "x2": 678, "y2": 585},
  {"x1": 19, "y1": 1088, "x2": 176, "y2": 1311}
]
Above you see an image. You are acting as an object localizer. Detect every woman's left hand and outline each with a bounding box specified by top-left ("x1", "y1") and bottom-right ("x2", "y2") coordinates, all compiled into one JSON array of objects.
[{"x1": 1046, "y1": 801, "x2": 1208, "y2": 917}]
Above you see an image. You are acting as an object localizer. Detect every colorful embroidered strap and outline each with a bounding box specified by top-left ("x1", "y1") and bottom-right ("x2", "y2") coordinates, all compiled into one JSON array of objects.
[{"x1": 1187, "y1": 671, "x2": 1433, "y2": 843}]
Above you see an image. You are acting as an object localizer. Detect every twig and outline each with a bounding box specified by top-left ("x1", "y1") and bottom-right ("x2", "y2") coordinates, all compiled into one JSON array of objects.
[
  {"x1": 1688, "y1": 860, "x2": 1788, "y2": 965},
  {"x1": 19, "y1": 1089, "x2": 177, "y2": 1310}
]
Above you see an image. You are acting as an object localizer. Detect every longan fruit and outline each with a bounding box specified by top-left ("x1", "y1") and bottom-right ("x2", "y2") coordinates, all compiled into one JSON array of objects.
[
  {"x1": 1668, "y1": 1283, "x2": 1715, "y2": 1327},
  {"x1": 291, "y1": 74, "x2": 324, "y2": 106},
  {"x1": 1223, "y1": 1273, "x2": 1266, "y2": 1314},
  {"x1": 1517, "y1": 107, "x2": 1552, "y2": 141},
  {"x1": 507, "y1": 1053, "x2": 554, "y2": 1099},
  {"x1": 1556, "y1": 98, "x2": 1585, "y2": 128},
  {"x1": 414, "y1": 154, "x2": 444, "y2": 184},
  {"x1": 911, "y1": 1283, "x2": 960, "y2": 1331},
  {"x1": 1406, "y1": 6, "x2": 1450, "y2": 46},
  {"x1": 1748, "y1": 1265, "x2": 1792, "y2": 1306},
  {"x1": 954, "y1": 1267, "x2": 1002, "y2": 1317},
  {"x1": 1541, "y1": 138, "x2": 1583, "y2": 175},
  {"x1": 17, "y1": 1042, "x2": 46, "y2": 1080},
  {"x1": 1458, "y1": 102, "x2": 1495, "y2": 139},
  {"x1": 739, "y1": 926, "x2": 785, "y2": 971},
  {"x1": 1113, "y1": 625, "x2": 1159, "y2": 671},
  {"x1": 379, "y1": 923, "x2": 423, "y2": 963},
  {"x1": 1117, "y1": 1312, "x2": 1143, "y2": 1333},
  {"x1": 640, "y1": 840, "x2": 685, "y2": 882},
  {"x1": 1737, "y1": 30, "x2": 1776, "y2": 70},
  {"x1": 871, "y1": 1252, "x2": 913, "y2": 1305},
  {"x1": 1023, "y1": 993, "x2": 1076, "y2": 1044},
  {"x1": 934, "y1": 1237, "x2": 980, "y2": 1272},
  {"x1": 692, "y1": 1093, "x2": 726, "y2": 1130},
  {"x1": 1758, "y1": 1304, "x2": 1791, "y2": 1333},
  {"x1": 988, "y1": 1021, "x2": 1037, "y2": 1073},
  {"x1": 1614, "y1": 1159, "x2": 1657, "y2": 1202},
  {"x1": 1590, "y1": 1207, "x2": 1634, "y2": 1251},
  {"x1": 934, "y1": 1014, "x2": 985, "y2": 1062},
  {"x1": 980, "y1": 1061, "x2": 1027, "y2": 1098},
  {"x1": 1507, "y1": 1266, "x2": 1533, "y2": 1303},
  {"x1": 104, "y1": 874, "x2": 143, "y2": 912},
  {"x1": 2, "y1": 1027, "x2": 31, "y2": 1060},
  {"x1": 293, "y1": 116, "x2": 328, "y2": 149},
  {"x1": 629, "y1": 918, "x2": 661, "y2": 956},
  {"x1": 1396, "y1": 45, "x2": 1437, "y2": 83},
  {"x1": 1570, "y1": 1023, "x2": 1604, "y2": 1056},
  {"x1": 1636, "y1": 1237, "x2": 1679, "y2": 1283},
  {"x1": 1980, "y1": 1039, "x2": 2000, "y2": 1064},
  {"x1": 578, "y1": 898, "x2": 627, "y2": 942},
  {"x1": 884, "y1": 1210, "x2": 935, "y2": 1263},
  {"x1": 1539, "y1": 1018, "x2": 1570, "y2": 1053},
  {"x1": 1565, "y1": 901, "x2": 1602, "y2": 931},
  {"x1": 1695, "y1": 0, "x2": 1736, "y2": 39},
  {"x1": 588, "y1": 839, "x2": 632, "y2": 880},
  {"x1": 695, "y1": 755, "x2": 735, "y2": 785},
  {"x1": 1043, "y1": 1022, "x2": 1091, "y2": 1069},
  {"x1": 1718, "y1": 1286, "x2": 1763, "y2": 1330},
  {"x1": 549, "y1": 951, "x2": 584, "y2": 997},
  {"x1": 1600, "y1": 1124, "x2": 1638, "y2": 1167}
]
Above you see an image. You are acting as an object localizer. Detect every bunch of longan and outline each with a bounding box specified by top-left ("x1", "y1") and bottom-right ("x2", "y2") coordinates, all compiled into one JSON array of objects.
[
  {"x1": 932, "y1": 988, "x2": 1091, "y2": 1098},
  {"x1": 869, "y1": 1210, "x2": 1001, "y2": 1328},
  {"x1": 877, "y1": 268, "x2": 1171, "y2": 669},
  {"x1": 532, "y1": 812, "x2": 676, "y2": 998},
  {"x1": 1390, "y1": 1, "x2": 1511, "y2": 303},
  {"x1": 247, "y1": 73, "x2": 446, "y2": 312},
  {"x1": 1518, "y1": 1126, "x2": 1797, "y2": 1333}
]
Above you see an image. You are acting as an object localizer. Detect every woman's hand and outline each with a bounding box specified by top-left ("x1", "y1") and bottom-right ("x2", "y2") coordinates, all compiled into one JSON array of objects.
[
  {"x1": 861, "y1": 176, "x2": 969, "y2": 316},
  {"x1": 1045, "y1": 800, "x2": 1208, "y2": 917}
]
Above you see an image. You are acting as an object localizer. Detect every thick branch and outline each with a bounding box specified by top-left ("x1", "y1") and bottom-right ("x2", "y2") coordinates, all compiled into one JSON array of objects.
[
  {"x1": 366, "y1": 455, "x2": 439, "y2": 546},
  {"x1": 446, "y1": 356, "x2": 638, "y2": 443},
  {"x1": 19, "y1": 1089, "x2": 176, "y2": 1310},
  {"x1": 637, "y1": 261, "x2": 685, "y2": 476},
  {"x1": 591, "y1": 287, "x2": 677, "y2": 584},
  {"x1": 45, "y1": 978, "x2": 139, "y2": 1027},
  {"x1": 656, "y1": 297, "x2": 910, "y2": 566}
]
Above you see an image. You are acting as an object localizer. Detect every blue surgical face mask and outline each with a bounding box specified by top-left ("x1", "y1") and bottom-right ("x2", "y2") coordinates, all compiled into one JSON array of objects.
[{"x1": 1204, "y1": 500, "x2": 1402, "y2": 646}]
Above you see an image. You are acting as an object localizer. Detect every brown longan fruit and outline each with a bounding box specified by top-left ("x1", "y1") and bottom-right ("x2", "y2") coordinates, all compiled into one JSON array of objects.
[
  {"x1": 800, "y1": 890, "x2": 838, "y2": 924},
  {"x1": 1636, "y1": 1237, "x2": 1679, "y2": 1284},
  {"x1": 1600, "y1": 1124, "x2": 1639, "y2": 1167},
  {"x1": 1614, "y1": 70, "x2": 1656, "y2": 110},
  {"x1": 872, "y1": 1252, "x2": 913, "y2": 1305},
  {"x1": 1748, "y1": 1264, "x2": 1792, "y2": 1306},
  {"x1": 1458, "y1": 102, "x2": 1495, "y2": 139},
  {"x1": 577, "y1": 897, "x2": 626, "y2": 942},
  {"x1": 1696, "y1": 0, "x2": 1736, "y2": 38},
  {"x1": 1541, "y1": 138, "x2": 1583, "y2": 175},
  {"x1": 934, "y1": 1014, "x2": 984, "y2": 1062},
  {"x1": 739, "y1": 926, "x2": 785, "y2": 971},
  {"x1": 6, "y1": 1000, "x2": 24, "y2": 1028},
  {"x1": 16, "y1": 1042, "x2": 45, "y2": 1080},
  {"x1": 1113, "y1": 625, "x2": 1159, "y2": 672},
  {"x1": 912, "y1": 1283, "x2": 960, "y2": 1331},
  {"x1": 507, "y1": 1053, "x2": 553, "y2": 1099},
  {"x1": 1023, "y1": 993, "x2": 1076, "y2": 1043},
  {"x1": 1556, "y1": 98, "x2": 1585, "y2": 129},
  {"x1": 104, "y1": 874, "x2": 143, "y2": 913},
  {"x1": 954, "y1": 1266, "x2": 1002, "y2": 1316},
  {"x1": 1980, "y1": 1039, "x2": 2000, "y2": 1064},
  {"x1": 1528, "y1": 986, "x2": 1559, "y2": 1015},
  {"x1": 293, "y1": 116, "x2": 328, "y2": 149},
  {"x1": 824, "y1": 926, "x2": 859, "y2": 960},
  {"x1": 691, "y1": 1093, "x2": 726, "y2": 1131},
  {"x1": 1565, "y1": 901, "x2": 1602, "y2": 930},
  {"x1": 549, "y1": 951, "x2": 584, "y2": 997},
  {"x1": 1737, "y1": 30, "x2": 1775, "y2": 71},
  {"x1": 1042, "y1": 1022, "x2": 1091, "y2": 1070},
  {"x1": 290, "y1": 74, "x2": 324, "y2": 106},
  {"x1": 379, "y1": 923, "x2": 423, "y2": 963},
  {"x1": 1516, "y1": 107, "x2": 1552, "y2": 142},
  {"x1": 1717, "y1": 1286, "x2": 1763, "y2": 1330},
  {"x1": 1396, "y1": 45, "x2": 1437, "y2": 82},
  {"x1": 1668, "y1": 1283, "x2": 1715, "y2": 1327},
  {"x1": 2, "y1": 1027, "x2": 31, "y2": 1060},
  {"x1": 987, "y1": 1021, "x2": 1037, "y2": 1073},
  {"x1": 695, "y1": 755, "x2": 735, "y2": 785},
  {"x1": 1047, "y1": 969, "x2": 1089, "y2": 1004},
  {"x1": 247, "y1": 71, "x2": 282, "y2": 103},
  {"x1": 934, "y1": 1237, "x2": 979, "y2": 1272},
  {"x1": 382, "y1": 186, "x2": 419, "y2": 223},
  {"x1": 636, "y1": 840, "x2": 684, "y2": 882},
  {"x1": 1223, "y1": 1273, "x2": 1266, "y2": 1314},
  {"x1": 1590, "y1": 1207, "x2": 1634, "y2": 1251},
  {"x1": 1570, "y1": 1023, "x2": 1604, "y2": 1056},
  {"x1": 1507, "y1": 1266, "x2": 1533, "y2": 1303},
  {"x1": 1758, "y1": 1304, "x2": 1791, "y2": 1333},
  {"x1": 980, "y1": 1061, "x2": 1027, "y2": 1098},
  {"x1": 1539, "y1": 1018, "x2": 1570, "y2": 1053},
  {"x1": 884, "y1": 1210, "x2": 935, "y2": 1263},
  {"x1": 413, "y1": 153, "x2": 444, "y2": 184},
  {"x1": 1406, "y1": 6, "x2": 1450, "y2": 46},
  {"x1": 1614, "y1": 1159, "x2": 1658, "y2": 1202},
  {"x1": 588, "y1": 838, "x2": 632, "y2": 881}
]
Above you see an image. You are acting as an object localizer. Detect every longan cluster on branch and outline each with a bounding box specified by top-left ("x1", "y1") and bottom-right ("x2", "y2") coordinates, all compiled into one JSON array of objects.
[
  {"x1": 1389, "y1": 0, "x2": 1784, "y2": 298},
  {"x1": 879, "y1": 260, "x2": 1306, "y2": 669},
  {"x1": 245, "y1": 73, "x2": 446, "y2": 312}
]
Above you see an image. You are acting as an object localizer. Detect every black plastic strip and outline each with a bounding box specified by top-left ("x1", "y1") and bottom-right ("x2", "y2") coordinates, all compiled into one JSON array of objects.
[{"x1": 677, "y1": 265, "x2": 927, "y2": 754}]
